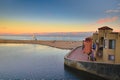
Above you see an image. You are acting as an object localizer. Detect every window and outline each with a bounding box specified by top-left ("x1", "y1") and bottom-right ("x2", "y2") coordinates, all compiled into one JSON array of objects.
[
  {"x1": 108, "y1": 55, "x2": 115, "y2": 61},
  {"x1": 104, "y1": 39, "x2": 108, "y2": 48},
  {"x1": 101, "y1": 37, "x2": 104, "y2": 44},
  {"x1": 109, "y1": 40, "x2": 115, "y2": 49}
]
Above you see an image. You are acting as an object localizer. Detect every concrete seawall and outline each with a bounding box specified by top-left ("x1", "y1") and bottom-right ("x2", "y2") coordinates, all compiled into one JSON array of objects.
[{"x1": 64, "y1": 48, "x2": 120, "y2": 80}]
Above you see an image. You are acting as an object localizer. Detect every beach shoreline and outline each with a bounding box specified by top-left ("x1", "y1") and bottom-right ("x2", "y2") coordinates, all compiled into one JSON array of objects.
[{"x1": 0, "y1": 39, "x2": 82, "y2": 50}]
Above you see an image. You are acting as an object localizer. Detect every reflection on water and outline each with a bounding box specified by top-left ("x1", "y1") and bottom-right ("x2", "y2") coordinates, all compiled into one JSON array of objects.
[
  {"x1": 0, "y1": 44, "x2": 102, "y2": 80},
  {"x1": 0, "y1": 44, "x2": 83, "y2": 80}
]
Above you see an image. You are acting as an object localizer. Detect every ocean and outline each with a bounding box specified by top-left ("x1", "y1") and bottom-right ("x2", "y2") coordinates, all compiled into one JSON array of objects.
[
  {"x1": 0, "y1": 33, "x2": 93, "y2": 41},
  {"x1": 0, "y1": 44, "x2": 93, "y2": 80},
  {"x1": 0, "y1": 33, "x2": 99, "y2": 80}
]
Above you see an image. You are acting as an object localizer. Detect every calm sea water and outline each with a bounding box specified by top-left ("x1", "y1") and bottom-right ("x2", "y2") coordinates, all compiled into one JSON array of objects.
[
  {"x1": 0, "y1": 44, "x2": 105, "y2": 80},
  {"x1": 0, "y1": 44, "x2": 89, "y2": 80},
  {"x1": 0, "y1": 35, "x2": 87, "y2": 41}
]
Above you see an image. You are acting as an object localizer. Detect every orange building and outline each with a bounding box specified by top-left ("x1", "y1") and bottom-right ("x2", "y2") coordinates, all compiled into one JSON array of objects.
[{"x1": 83, "y1": 37, "x2": 92, "y2": 55}]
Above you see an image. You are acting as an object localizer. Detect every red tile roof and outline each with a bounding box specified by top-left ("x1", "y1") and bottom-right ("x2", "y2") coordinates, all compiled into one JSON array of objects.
[{"x1": 98, "y1": 26, "x2": 113, "y2": 30}]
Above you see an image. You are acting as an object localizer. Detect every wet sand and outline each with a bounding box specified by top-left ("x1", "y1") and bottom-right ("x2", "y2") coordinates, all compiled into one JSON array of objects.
[{"x1": 0, "y1": 39, "x2": 82, "y2": 50}]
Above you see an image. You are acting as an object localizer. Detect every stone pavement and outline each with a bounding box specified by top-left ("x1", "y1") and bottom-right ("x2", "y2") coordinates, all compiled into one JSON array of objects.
[{"x1": 67, "y1": 47, "x2": 89, "y2": 61}]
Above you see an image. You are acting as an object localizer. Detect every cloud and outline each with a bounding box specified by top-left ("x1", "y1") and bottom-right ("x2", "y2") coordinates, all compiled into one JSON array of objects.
[
  {"x1": 97, "y1": 16, "x2": 119, "y2": 24},
  {"x1": 105, "y1": 3, "x2": 120, "y2": 14},
  {"x1": 105, "y1": 9, "x2": 120, "y2": 13},
  {"x1": 117, "y1": 7, "x2": 120, "y2": 9},
  {"x1": 118, "y1": 3, "x2": 120, "y2": 6}
]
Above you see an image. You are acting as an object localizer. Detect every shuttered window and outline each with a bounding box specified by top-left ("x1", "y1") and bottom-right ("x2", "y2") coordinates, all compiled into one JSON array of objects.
[{"x1": 109, "y1": 40, "x2": 115, "y2": 49}]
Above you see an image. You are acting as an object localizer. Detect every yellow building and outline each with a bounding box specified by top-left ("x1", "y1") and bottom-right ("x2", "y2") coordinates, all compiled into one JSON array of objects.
[{"x1": 93, "y1": 26, "x2": 120, "y2": 64}]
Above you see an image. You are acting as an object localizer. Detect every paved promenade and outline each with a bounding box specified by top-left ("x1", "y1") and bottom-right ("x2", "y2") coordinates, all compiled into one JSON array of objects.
[{"x1": 67, "y1": 47, "x2": 88, "y2": 61}]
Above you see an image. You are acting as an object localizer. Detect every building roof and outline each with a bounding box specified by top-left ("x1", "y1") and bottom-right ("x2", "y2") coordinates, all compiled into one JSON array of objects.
[
  {"x1": 98, "y1": 26, "x2": 113, "y2": 30},
  {"x1": 111, "y1": 32, "x2": 119, "y2": 34}
]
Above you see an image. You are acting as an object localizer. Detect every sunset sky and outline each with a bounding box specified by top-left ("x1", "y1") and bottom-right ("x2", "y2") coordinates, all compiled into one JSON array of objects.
[{"x1": 0, "y1": 0, "x2": 120, "y2": 34}]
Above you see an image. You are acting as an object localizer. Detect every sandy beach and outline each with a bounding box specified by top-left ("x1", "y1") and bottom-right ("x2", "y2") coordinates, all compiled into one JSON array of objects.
[{"x1": 0, "y1": 39, "x2": 82, "y2": 50}]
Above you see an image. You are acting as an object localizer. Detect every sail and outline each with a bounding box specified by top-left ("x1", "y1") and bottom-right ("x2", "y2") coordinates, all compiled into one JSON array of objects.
[{"x1": 32, "y1": 34, "x2": 37, "y2": 40}]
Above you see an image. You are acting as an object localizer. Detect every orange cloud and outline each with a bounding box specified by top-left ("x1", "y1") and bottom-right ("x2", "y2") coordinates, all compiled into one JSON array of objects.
[{"x1": 97, "y1": 16, "x2": 119, "y2": 24}]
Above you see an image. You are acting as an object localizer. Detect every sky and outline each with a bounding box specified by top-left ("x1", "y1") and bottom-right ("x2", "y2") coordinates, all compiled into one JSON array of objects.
[{"x1": 0, "y1": 0, "x2": 120, "y2": 34}]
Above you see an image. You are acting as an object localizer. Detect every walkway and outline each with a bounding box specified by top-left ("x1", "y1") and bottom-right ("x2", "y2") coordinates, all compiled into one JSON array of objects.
[{"x1": 67, "y1": 47, "x2": 89, "y2": 61}]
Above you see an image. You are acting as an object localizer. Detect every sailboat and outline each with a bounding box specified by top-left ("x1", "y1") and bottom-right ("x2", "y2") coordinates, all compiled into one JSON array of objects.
[{"x1": 32, "y1": 34, "x2": 37, "y2": 40}]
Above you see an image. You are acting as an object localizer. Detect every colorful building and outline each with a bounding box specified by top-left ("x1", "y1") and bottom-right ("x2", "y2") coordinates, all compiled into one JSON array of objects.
[{"x1": 93, "y1": 26, "x2": 120, "y2": 63}]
